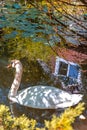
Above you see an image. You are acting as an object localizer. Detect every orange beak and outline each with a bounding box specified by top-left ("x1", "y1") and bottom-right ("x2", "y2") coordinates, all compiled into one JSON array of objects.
[{"x1": 6, "y1": 64, "x2": 12, "y2": 68}]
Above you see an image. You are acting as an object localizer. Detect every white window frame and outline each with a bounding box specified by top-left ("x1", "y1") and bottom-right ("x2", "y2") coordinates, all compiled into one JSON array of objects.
[{"x1": 54, "y1": 57, "x2": 81, "y2": 83}]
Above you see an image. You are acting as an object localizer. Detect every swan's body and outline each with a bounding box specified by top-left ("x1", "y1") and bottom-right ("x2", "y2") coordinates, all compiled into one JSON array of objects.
[{"x1": 8, "y1": 60, "x2": 83, "y2": 109}]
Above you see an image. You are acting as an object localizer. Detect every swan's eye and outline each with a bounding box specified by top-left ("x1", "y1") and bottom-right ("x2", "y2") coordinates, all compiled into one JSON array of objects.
[{"x1": 11, "y1": 61, "x2": 13, "y2": 65}]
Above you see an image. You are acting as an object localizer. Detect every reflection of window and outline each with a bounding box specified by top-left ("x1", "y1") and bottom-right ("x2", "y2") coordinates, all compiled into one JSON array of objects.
[
  {"x1": 68, "y1": 65, "x2": 79, "y2": 79},
  {"x1": 58, "y1": 62, "x2": 68, "y2": 75},
  {"x1": 54, "y1": 57, "x2": 81, "y2": 82}
]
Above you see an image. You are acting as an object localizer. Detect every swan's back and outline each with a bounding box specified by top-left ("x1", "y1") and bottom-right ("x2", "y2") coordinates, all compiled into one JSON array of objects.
[{"x1": 11, "y1": 85, "x2": 83, "y2": 109}]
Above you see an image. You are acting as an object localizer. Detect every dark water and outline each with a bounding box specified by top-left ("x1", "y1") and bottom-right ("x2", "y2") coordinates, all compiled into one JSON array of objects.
[{"x1": 0, "y1": 58, "x2": 87, "y2": 129}]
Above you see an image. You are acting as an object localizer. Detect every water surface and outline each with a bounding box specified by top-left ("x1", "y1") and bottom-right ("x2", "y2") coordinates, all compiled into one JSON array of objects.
[{"x1": 0, "y1": 58, "x2": 87, "y2": 129}]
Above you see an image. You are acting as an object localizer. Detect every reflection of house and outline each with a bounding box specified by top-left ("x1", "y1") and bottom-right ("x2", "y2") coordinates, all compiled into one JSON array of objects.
[
  {"x1": 38, "y1": 45, "x2": 87, "y2": 93},
  {"x1": 37, "y1": 56, "x2": 83, "y2": 93},
  {"x1": 53, "y1": 57, "x2": 82, "y2": 92},
  {"x1": 50, "y1": 45, "x2": 87, "y2": 92}
]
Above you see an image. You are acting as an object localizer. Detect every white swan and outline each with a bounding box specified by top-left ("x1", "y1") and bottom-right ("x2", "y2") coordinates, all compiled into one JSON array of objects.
[{"x1": 7, "y1": 60, "x2": 83, "y2": 109}]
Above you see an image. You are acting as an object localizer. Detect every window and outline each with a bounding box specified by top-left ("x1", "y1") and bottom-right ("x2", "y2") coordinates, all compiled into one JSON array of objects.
[
  {"x1": 54, "y1": 57, "x2": 81, "y2": 82},
  {"x1": 68, "y1": 64, "x2": 79, "y2": 79},
  {"x1": 58, "y1": 61, "x2": 68, "y2": 75}
]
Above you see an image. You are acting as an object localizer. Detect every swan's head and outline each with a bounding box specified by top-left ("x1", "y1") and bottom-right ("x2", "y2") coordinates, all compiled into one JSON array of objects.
[{"x1": 7, "y1": 59, "x2": 22, "y2": 69}]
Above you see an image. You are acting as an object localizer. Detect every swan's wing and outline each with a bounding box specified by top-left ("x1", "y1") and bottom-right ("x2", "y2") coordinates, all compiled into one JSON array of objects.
[{"x1": 16, "y1": 86, "x2": 83, "y2": 109}]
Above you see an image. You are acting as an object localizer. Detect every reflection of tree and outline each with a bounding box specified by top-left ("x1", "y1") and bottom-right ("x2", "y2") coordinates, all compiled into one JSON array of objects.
[
  {"x1": 1, "y1": 0, "x2": 87, "y2": 45},
  {"x1": 0, "y1": 0, "x2": 87, "y2": 64},
  {"x1": 80, "y1": 0, "x2": 87, "y2": 5}
]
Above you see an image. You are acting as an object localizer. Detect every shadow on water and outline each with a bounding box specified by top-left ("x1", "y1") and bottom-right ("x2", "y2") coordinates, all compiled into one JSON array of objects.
[
  {"x1": 0, "y1": 58, "x2": 87, "y2": 129},
  {"x1": 9, "y1": 102, "x2": 63, "y2": 125}
]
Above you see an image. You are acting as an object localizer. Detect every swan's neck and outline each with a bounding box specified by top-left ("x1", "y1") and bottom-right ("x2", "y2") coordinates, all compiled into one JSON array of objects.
[{"x1": 9, "y1": 64, "x2": 23, "y2": 97}]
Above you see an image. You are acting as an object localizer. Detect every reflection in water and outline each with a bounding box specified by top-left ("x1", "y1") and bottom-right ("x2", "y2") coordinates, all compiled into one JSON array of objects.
[
  {"x1": 0, "y1": 88, "x2": 9, "y2": 105},
  {"x1": 73, "y1": 118, "x2": 87, "y2": 130},
  {"x1": 0, "y1": 58, "x2": 87, "y2": 129},
  {"x1": 9, "y1": 101, "x2": 87, "y2": 129},
  {"x1": 9, "y1": 102, "x2": 61, "y2": 122}
]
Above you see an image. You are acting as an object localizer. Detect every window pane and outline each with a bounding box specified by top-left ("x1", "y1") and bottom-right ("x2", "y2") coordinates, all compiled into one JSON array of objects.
[
  {"x1": 68, "y1": 65, "x2": 79, "y2": 79},
  {"x1": 58, "y1": 61, "x2": 68, "y2": 75}
]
